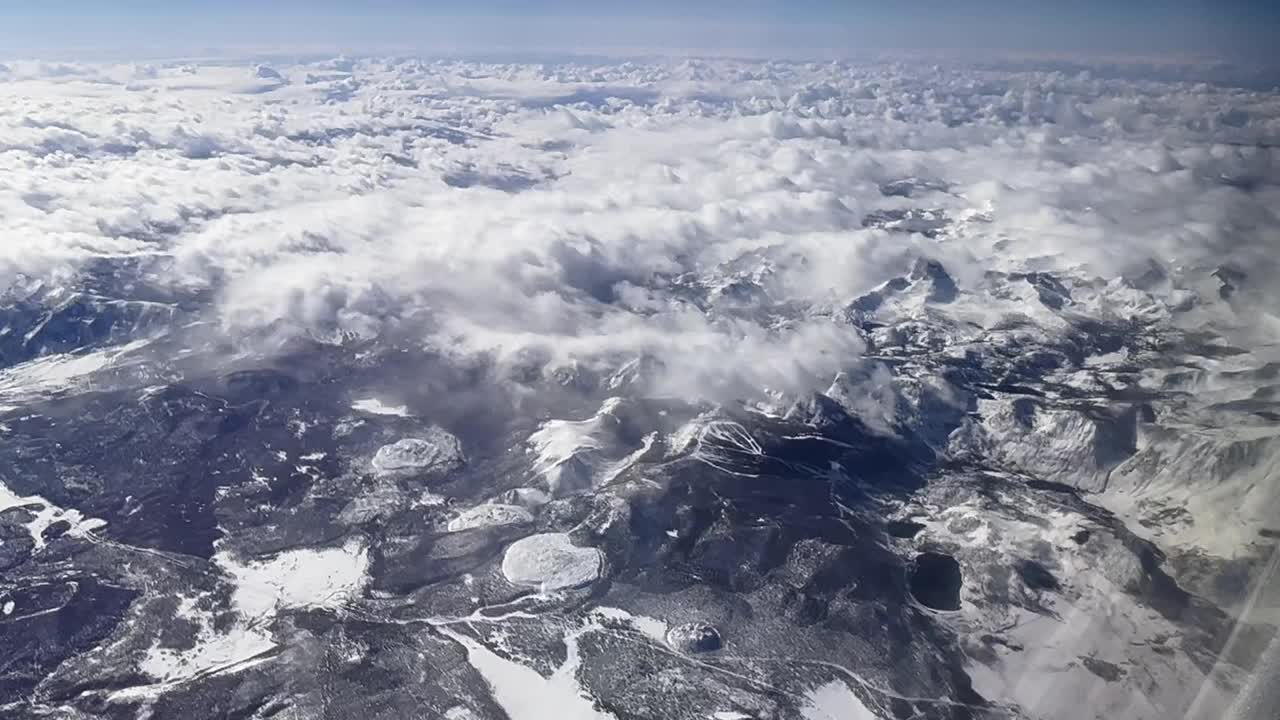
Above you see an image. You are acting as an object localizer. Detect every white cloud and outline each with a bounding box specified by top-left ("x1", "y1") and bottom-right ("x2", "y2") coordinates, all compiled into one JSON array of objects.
[{"x1": 1, "y1": 56, "x2": 1277, "y2": 407}]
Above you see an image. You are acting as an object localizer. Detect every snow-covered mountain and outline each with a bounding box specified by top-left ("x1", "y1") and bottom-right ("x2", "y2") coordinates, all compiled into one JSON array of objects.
[{"x1": 0, "y1": 55, "x2": 1277, "y2": 720}]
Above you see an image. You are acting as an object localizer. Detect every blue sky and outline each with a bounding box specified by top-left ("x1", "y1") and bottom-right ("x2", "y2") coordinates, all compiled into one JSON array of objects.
[{"x1": 1, "y1": 1, "x2": 1277, "y2": 59}]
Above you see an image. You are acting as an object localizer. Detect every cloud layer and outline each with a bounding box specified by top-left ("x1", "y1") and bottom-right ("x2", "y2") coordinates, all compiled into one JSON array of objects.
[{"x1": 2, "y1": 56, "x2": 1278, "y2": 403}]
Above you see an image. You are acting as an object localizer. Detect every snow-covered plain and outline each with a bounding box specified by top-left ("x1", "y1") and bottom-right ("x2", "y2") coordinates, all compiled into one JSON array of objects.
[{"x1": 371, "y1": 429, "x2": 465, "y2": 476}]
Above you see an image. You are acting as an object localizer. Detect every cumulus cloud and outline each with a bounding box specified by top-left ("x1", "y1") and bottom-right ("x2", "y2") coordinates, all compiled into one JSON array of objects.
[{"x1": 2, "y1": 56, "x2": 1278, "y2": 405}]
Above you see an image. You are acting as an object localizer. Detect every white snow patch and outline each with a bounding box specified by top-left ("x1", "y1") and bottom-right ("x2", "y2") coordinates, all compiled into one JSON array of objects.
[
  {"x1": 412, "y1": 489, "x2": 448, "y2": 508},
  {"x1": 801, "y1": 681, "x2": 881, "y2": 720},
  {"x1": 0, "y1": 338, "x2": 150, "y2": 406},
  {"x1": 1, "y1": 600, "x2": 13, "y2": 616},
  {"x1": 527, "y1": 397, "x2": 651, "y2": 495},
  {"x1": 506, "y1": 487, "x2": 553, "y2": 508},
  {"x1": 592, "y1": 606, "x2": 669, "y2": 644},
  {"x1": 217, "y1": 539, "x2": 370, "y2": 617},
  {"x1": 501, "y1": 533, "x2": 602, "y2": 593},
  {"x1": 667, "y1": 413, "x2": 713, "y2": 457},
  {"x1": 528, "y1": 399, "x2": 619, "y2": 486},
  {"x1": 137, "y1": 597, "x2": 275, "y2": 684},
  {"x1": 712, "y1": 712, "x2": 753, "y2": 720},
  {"x1": 439, "y1": 624, "x2": 616, "y2": 720},
  {"x1": 692, "y1": 420, "x2": 765, "y2": 476},
  {"x1": 0, "y1": 480, "x2": 107, "y2": 549},
  {"x1": 126, "y1": 540, "x2": 370, "y2": 695},
  {"x1": 352, "y1": 397, "x2": 411, "y2": 417}
]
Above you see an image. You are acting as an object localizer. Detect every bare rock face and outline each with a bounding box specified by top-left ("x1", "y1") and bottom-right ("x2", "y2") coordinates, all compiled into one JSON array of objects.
[
  {"x1": 371, "y1": 428, "x2": 464, "y2": 477},
  {"x1": 500, "y1": 533, "x2": 602, "y2": 592},
  {"x1": 447, "y1": 504, "x2": 534, "y2": 532}
]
